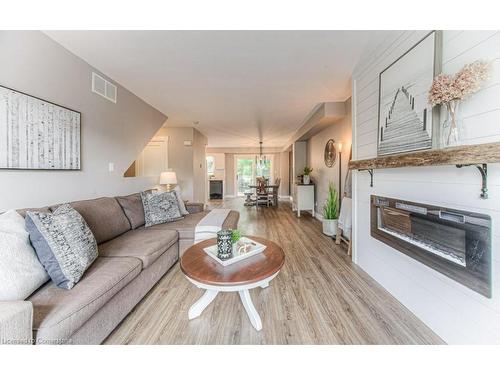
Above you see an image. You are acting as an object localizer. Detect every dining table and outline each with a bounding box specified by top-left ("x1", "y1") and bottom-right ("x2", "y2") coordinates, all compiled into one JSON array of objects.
[{"x1": 247, "y1": 184, "x2": 280, "y2": 206}]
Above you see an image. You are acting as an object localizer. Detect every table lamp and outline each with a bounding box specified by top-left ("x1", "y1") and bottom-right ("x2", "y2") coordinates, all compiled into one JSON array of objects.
[{"x1": 160, "y1": 170, "x2": 177, "y2": 192}]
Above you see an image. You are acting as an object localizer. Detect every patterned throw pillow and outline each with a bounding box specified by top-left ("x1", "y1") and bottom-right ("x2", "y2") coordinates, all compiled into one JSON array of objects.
[
  {"x1": 140, "y1": 191, "x2": 182, "y2": 227},
  {"x1": 25, "y1": 204, "x2": 98, "y2": 290}
]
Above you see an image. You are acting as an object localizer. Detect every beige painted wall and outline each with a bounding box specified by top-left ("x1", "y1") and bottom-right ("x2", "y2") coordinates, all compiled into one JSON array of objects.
[
  {"x1": 307, "y1": 98, "x2": 352, "y2": 215},
  {"x1": 192, "y1": 129, "x2": 207, "y2": 203},
  {"x1": 279, "y1": 151, "x2": 290, "y2": 196},
  {"x1": 273, "y1": 153, "x2": 281, "y2": 188},
  {"x1": 291, "y1": 141, "x2": 308, "y2": 202},
  {"x1": 153, "y1": 127, "x2": 207, "y2": 202},
  {"x1": 0, "y1": 31, "x2": 167, "y2": 211},
  {"x1": 293, "y1": 141, "x2": 308, "y2": 183},
  {"x1": 224, "y1": 153, "x2": 235, "y2": 196},
  {"x1": 153, "y1": 127, "x2": 195, "y2": 200},
  {"x1": 206, "y1": 153, "x2": 225, "y2": 180}
]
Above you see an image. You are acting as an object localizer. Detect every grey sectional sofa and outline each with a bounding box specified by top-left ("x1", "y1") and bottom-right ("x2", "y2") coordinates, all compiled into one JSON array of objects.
[{"x1": 0, "y1": 193, "x2": 238, "y2": 345}]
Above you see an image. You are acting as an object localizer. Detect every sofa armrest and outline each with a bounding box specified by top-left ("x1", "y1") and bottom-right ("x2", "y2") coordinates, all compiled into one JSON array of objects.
[
  {"x1": 0, "y1": 301, "x2": 33, "y2": 345},
  {"x1": 185, "y1": 202, "x2": 205, "y2": 214}
]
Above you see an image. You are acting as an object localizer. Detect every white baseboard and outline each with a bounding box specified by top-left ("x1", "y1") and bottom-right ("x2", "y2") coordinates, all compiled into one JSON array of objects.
[
  {"x1": 314, "y1": 212, "x2": 324, "y2": 222},
  {"x1": 278, "y1": 195, "x2": 291, "y2": 201}
]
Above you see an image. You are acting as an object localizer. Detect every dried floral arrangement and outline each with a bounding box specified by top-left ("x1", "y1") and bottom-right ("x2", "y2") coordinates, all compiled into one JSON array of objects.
[
  {"x1": 428, "y1": 60, "x2": 490, "y2": 106},
  {"x1": 428, "y1": 60, "x2": 490, "y2": 146}
]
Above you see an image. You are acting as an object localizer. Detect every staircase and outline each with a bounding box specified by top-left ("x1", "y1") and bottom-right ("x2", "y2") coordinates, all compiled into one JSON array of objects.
[{"x1": 379, "y1": 87, "x2": 431, "y2": 155}]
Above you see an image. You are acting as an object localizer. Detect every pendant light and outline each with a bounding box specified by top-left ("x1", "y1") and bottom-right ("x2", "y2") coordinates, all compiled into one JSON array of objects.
[{"x1": 257, "y1": 141, "x2": 267, "y2": 173}]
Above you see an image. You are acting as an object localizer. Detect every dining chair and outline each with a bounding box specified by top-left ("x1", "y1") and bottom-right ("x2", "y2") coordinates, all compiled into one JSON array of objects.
[
  {"x1": 256, "y1": 177, "x2": 272, "y2": 207},
  {"x1": 269, "y1": 177, "x2": 280, "y2": 207}
]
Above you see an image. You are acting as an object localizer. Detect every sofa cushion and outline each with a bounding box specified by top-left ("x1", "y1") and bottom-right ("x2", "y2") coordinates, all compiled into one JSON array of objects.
[
  {"x1": 99, "y1": 228, "x2": 178, "y2": 269},
  {"x1": 115, "y1": 193, "x2": 145, "y2": 229},
  {"x1": 29, "y1": 256, "x2": 141, "y2": 343},
  {"x1": 51, "y1": 197, "x2": 131, "y2": 244},
  {"x1": 142, "y1": 210, "x2": 240, "y2": 239},
  {"x1": 140, "y1": 211, "x2": 205, "y2": 239}
]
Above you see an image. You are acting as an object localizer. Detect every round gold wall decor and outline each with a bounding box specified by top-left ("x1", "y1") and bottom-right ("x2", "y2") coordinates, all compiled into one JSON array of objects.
[{"x1": 324, "y1": 139, "x2": 337, "y2": 167}]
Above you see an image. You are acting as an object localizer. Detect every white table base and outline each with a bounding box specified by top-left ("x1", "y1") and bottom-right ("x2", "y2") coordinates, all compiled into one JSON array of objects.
[{"x1": 186, "y1": 272, "x2": 279, "y2": 331}]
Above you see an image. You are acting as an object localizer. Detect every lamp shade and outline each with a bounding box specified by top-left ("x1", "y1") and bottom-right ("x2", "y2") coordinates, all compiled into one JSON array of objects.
[
  {"x1": 160, "y1": 170, "x2": 177, "y2": 185},
  {"x1": 337, "y1": 142, "x2": 343, "y2": 153}
]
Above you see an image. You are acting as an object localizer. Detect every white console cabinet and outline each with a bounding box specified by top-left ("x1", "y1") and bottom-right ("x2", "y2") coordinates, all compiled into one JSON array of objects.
[{"x1": 293, "y1": 184, "x2": 315, "y2": 217}]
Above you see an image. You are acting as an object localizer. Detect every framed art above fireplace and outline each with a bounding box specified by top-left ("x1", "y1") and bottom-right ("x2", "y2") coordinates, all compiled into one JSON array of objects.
[
  {"x1": 0, "y1": 85, "x2": 81, "y2": 170},
  {"x1": 377, "y1": 31, "x2": 442, "y2": 156}
]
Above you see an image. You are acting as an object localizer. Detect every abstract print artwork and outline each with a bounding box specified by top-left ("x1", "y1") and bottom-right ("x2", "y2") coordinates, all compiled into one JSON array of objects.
[
  {"x1": 0, "y1": 85, "x2": 81, "y2": 170},
  {"x1": 377, "y1": 31, "x2": 438, "y2": 156}
]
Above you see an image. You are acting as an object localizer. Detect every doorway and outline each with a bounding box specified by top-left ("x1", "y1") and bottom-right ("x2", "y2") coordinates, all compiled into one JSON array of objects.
[
  {"x1": 124, "y1": 136, "x2": 169, "y2": 178},
  {"x1": 234, "y1": 154, "x2": 274, "y2": 196},
  {"x1": 136, "y1": 136, "x2": 169, "y2": 177},
  {"x1": 235, "y1": 155, "x2": 254, "y2": 196}
]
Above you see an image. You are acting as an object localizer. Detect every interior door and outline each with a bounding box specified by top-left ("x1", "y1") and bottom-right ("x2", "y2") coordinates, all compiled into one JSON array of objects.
[
  {"x1": 136, "y1": 136, "x2": 169, "y2": 177},
  {"x1": 235, "y1": 156, "x2": 255, "y2": 196}
]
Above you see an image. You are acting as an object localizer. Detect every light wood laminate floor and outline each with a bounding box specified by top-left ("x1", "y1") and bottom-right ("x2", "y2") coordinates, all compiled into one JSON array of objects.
[{"x1": 105, "y1": 199, "x2": 444, "y2": 344}]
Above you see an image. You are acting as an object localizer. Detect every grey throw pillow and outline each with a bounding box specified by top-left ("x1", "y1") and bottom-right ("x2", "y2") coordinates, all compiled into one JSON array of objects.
[
  {"x1": 116, "y1": 193, "x2": 146, "y2": 229},
  {"x1": 25, "y1": 204, "x2": 98, "y2": 289},
  {"x1": 140, "y1": 191, "x2": 182, "y2": 227},
  {"x1": 174, "y1": 185, "x2": 189, "y2": 216}
]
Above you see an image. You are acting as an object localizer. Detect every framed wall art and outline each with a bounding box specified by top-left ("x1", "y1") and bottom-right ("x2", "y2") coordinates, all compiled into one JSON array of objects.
[
  {"x1": 0, "y1": 85, "x2": 81, "y2": 170},
  {"x1": 377, "y1": 31, "x2": 442, "y2": 156}
]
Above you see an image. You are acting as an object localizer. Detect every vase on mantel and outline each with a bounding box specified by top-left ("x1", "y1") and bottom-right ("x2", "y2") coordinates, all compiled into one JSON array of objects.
[{"x1": 441, "y1": 100, "x2": 463, "y2": 148}]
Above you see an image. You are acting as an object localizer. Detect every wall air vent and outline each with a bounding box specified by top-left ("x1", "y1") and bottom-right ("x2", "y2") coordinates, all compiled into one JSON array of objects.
[{"x1": 92, "y1": 72, "x2": 117, "y2": 103}]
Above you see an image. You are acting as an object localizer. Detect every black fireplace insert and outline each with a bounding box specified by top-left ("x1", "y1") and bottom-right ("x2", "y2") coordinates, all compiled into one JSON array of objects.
[{"x1": 371, "y1": 195, "x2": 491, "y2": 297}]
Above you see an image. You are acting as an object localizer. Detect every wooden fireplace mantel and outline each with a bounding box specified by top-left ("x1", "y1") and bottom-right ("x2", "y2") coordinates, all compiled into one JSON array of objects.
[
  {"x1": 348, "y1": 142, "x2": 500, "y2": 199},
  {"x1": 348, "y1": 142, "x2": 500, "y2": 170}
]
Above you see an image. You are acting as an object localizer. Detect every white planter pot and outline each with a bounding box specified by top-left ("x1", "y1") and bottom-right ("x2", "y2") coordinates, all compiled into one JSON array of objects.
[
  {"x1": 322, "y1": 219, "x2": 338, "y2": 236},
  {"x1": 303, "y1": 175, "x2": 310, "y2": 184}
]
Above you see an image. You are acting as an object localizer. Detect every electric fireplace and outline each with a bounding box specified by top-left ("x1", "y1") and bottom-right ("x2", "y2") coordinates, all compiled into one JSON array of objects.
[{"x1": 371, "y1": 195, "x2": 491, "y2": 297}]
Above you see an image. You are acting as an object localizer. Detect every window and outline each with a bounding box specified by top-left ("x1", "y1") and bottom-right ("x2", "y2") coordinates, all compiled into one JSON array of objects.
[{"x1": 206, "y1": 156, "x2": 215, "y2": 175}]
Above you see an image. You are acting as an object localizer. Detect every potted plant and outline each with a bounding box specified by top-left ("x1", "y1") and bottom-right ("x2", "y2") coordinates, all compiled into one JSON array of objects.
[
  {"x1": 303, "y1": 166, "x2": 313, "y2": 184},
  {"x1": 231, "y1": 229, "x2": 241, "y2": 253},
  {"x1": 322, "y1": 182, "x2": 339, "y2": 236}
]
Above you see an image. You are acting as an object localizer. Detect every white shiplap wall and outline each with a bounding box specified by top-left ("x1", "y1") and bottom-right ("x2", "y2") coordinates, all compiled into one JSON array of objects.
[{"x1": 352, "y1": 31, "x2": 500, "y2": 344}]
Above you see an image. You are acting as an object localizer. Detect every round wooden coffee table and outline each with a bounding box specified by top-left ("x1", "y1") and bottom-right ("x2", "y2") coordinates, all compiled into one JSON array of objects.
[{"x1": 180, "y1": 236, "x2": 285, "y2": 331}]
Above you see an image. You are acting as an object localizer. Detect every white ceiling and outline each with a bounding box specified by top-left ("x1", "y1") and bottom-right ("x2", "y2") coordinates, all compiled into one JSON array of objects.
[{"x1": 45, "y1": 31, "x2": 384, "y2": 147}]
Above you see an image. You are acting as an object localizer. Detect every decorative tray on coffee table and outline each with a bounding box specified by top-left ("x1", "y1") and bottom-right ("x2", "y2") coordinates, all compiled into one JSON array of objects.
[{"x1": 203, "y1": 237, "x2": 267, "y2": 266}]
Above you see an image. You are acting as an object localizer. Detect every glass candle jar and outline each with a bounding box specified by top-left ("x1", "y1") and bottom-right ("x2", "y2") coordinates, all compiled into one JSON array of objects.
[{"x1": 217, "y1": 229, "x2": 233, "y2": 260}]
